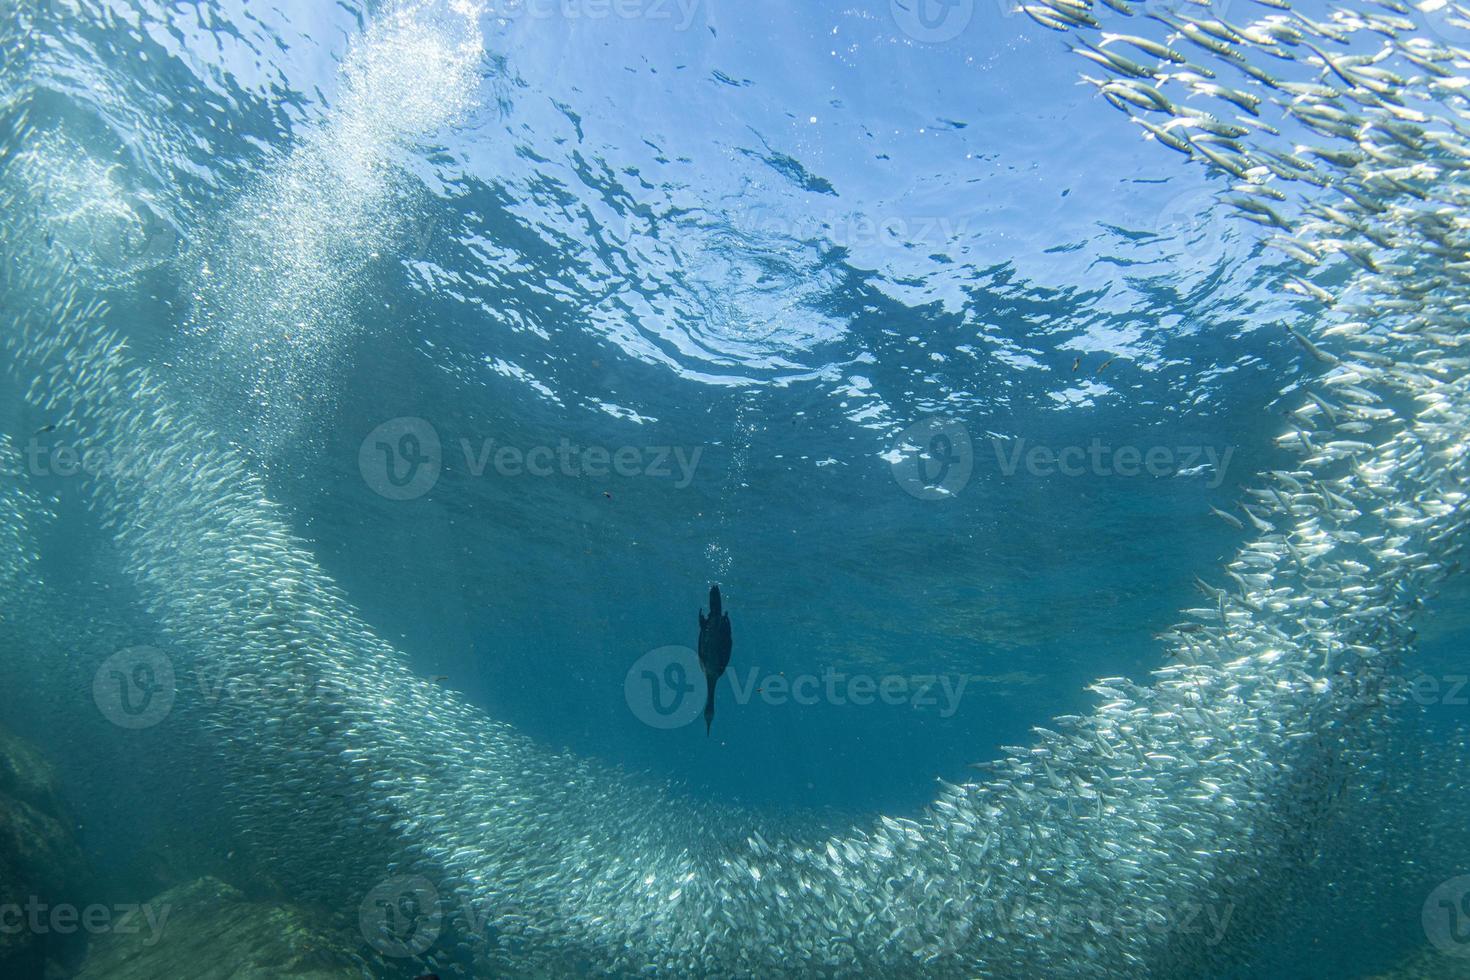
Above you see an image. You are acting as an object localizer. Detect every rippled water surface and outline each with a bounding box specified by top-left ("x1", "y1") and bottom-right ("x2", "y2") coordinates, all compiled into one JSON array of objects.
[{"x1": 4, "y1": 0, "x2": 1470, "y2": 977}]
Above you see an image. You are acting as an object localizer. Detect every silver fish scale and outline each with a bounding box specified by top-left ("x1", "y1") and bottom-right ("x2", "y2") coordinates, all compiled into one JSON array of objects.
[{"x1": 2, "y1": 1, "x2": 1470, "y2": 977}]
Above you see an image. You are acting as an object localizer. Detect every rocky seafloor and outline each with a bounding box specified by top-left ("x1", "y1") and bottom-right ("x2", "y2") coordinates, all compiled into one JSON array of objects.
[
  {"x1": 3, "y1": 719, "x2": 1470, "y2": 980},
  {"x1": 71, "y1": 877, "x2": 366, "y2": 980},
  {"x1": 0, "y1": 723, "x2": 373, "y2": 980},
  {"x1": 1366, "y1": 950, "x2": 1470, "y2": 980},
  {"x1": 0, "y1": 723, "x2": 89, "y2": 977}
]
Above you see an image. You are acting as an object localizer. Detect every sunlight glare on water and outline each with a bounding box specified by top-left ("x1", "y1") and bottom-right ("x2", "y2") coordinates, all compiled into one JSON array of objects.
[{"x1": 1, "y1": 0, "x2": 1470, "y2": 977}]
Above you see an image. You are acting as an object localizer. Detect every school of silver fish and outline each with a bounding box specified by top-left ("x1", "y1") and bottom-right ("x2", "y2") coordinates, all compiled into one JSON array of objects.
[{"x1": 2, "y1": 0, "x2": 1470, "y2": 975}]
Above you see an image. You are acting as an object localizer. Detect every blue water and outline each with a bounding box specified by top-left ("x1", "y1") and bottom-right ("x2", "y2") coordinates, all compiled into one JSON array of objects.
[
  {"x1": 5, "y1": 0, "x2": 1470, "y2": 977},
  {"x1": 131, "y1": 0, "x2": 1282, "y2": 809}
]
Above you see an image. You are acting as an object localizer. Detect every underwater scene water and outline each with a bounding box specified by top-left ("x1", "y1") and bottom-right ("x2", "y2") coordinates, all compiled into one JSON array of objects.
[{"x1": 3, "y1": 0, "x2": 1470, "y2": 976}]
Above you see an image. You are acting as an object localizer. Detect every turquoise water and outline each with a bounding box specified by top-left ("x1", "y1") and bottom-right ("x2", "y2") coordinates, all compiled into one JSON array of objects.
[{"x1": 3, "y1": 0, "x2": 1470, "y2": 977}]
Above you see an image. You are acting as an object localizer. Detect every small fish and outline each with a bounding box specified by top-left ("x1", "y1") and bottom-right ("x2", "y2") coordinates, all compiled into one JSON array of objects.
[
  {"x1": 1072, "y1": 357, "x2": 1082, "y2": 372},
  {"x1": 1100, "y1": 32, "x2": 1186, "y2": 64},
  {"x1": 1286, "y1": 325, "x2": 1339, "y2": 364},
  {"x1": 33, "y1": 423, "x2": 56, "y2": 435},
  {"x1": 1096, "y1": 356, "x2": 1116, "y2": 374},
  {"x1": 1210, "y1": 505, "x2": 1245, "y2": 529},
  {"x1": 1239, "y1": 503, "x2": 1274, "y2": 532},
  {"x1": 1285, "y1": 276, "x2": 1335, "y2": 306}
]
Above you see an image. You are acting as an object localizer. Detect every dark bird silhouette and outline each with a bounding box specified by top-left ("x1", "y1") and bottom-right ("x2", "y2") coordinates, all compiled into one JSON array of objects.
[{"x1": 697, "y1": 584, "x2": 732, "y2": 736}]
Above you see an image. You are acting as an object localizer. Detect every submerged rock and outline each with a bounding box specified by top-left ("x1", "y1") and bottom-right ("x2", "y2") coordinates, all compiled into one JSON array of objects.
[
  {"x1": 72, "y1": 877, "x2": 368, "y2": 980},
  {"x1": 1365, "y1": 947, "x2": 1470, "y2": 979},
  {"x1": 0, "y1": 724, "x2": 88, "y2": 975}
]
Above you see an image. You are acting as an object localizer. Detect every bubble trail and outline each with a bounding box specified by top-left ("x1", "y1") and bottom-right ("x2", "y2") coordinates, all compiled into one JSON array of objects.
[
  {"x1": 181, "y1": 0, "x2": 484, "y2": 462},
  {"x1": 2, "y1": 0, "x2": 1470, "y2": 976}
]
